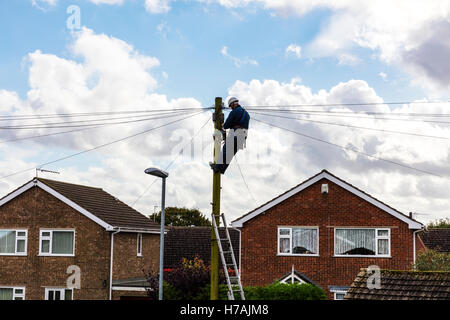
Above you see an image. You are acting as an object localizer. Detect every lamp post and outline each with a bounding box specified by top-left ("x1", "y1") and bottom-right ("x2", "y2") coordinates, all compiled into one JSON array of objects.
[{"x1": 145, "y1": 167, "x2": 169, "y2": 300}]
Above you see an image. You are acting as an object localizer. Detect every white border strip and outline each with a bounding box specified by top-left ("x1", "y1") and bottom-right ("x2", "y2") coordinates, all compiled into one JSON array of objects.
[
  {"x1": 0, "y1": 179, "x2": 162, "y2": 233},
  {"x1": 37, "y1": 181, "x2": 115, "y2": 230},
  {"x1": 0, "y1": 181, "x2": 35, "y2": 207},
  {"x1": 231, "y1": 172, "x2": 423, "y2": 229},
  {"x1": 0, "y1": 180, "x2": 115, "y2": 230},
  {"x1": 112, "y1": 286, "x2": 148, "y2": 292}
]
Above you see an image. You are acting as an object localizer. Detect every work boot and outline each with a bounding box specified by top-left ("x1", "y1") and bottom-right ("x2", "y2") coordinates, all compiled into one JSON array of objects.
[{"x1": 209, "y1": 162, "x2": 221, "y2": 174}]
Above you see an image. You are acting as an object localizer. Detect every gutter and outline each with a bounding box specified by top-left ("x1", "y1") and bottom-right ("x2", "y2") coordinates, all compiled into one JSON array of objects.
[
  {"x1": 230, "y1": 226, "x2": 241, "y2": 272},
  {"x1": 113, "y1": 227, "x2": 162, "y2": 234},
  {"x1": 109, "y1": 228, "x2": 121, "y2": 300},
  {"x1": 412, "y1": 227, "x2": 425, "y2": 267}
]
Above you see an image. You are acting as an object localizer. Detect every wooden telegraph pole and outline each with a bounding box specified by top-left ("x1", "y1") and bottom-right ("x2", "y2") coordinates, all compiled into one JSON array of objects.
[{"x1": 211, "y1": 97, "x2": 223, "y2": 300}]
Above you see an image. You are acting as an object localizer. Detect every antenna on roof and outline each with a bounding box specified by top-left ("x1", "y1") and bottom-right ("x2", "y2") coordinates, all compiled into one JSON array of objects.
[
  {"x1": 36, "y1": 168, "x2": 60, "y2": 178},
  {"x1": 409, "y1": 212, "x2": 430, "y2": 219}
]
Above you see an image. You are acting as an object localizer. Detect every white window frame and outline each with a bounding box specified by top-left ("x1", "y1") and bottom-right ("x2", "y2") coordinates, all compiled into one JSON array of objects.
[
  {"x1": 331, "y1": 289, "x2": 348, "y2": 300},
  {"x1": 39, "y1": 229, "x2": 75, "y2": 257},
  {"x1": 0, "y1": 286, "x2": 26, "y2": 300},
  {"x1": 137, "y1": 233, "x2": 142, "y2": 257},
  {"x1": 0, "y1": 229, "x2": 28, "y2": 256},
  {"x1": 44, "y1": 288, "x2": 73, "y2": 300},
  {"x1": 334, "y1": 227, "x2": 391, "y2": 258},
  {"x1": 277, "y1": 226, "x2": 319, "y2": 256}
]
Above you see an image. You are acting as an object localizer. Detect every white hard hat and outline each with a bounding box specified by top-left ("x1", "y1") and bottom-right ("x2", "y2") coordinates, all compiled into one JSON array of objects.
[{"x1": 228, "y1": 97, "x2": 239, "y2": 108}]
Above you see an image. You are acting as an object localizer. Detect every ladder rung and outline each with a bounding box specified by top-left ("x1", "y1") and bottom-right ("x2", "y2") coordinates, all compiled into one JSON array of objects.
[
  {"x1": 223, "y1": 250, "x2": 232, "y2": 254},
  {"x1": 219, "y1": 238, "x2": 229, "y2": 241}
]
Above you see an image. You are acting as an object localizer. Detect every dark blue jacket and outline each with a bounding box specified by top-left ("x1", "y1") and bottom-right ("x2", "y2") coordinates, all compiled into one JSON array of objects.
[{"x1": 223, "y1": 105, "x2": 250, "y2": 129}]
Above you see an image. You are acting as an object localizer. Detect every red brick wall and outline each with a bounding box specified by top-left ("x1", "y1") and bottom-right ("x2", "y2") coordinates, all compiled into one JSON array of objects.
[
  {"x1": 0, "y1": 184, "x2": 159, "y2": 300},
  {"x1": 239, "y1": 178, "x2": 418, "y2": 299},
  {"x1": 113, "y1": 232, "x2": 160, "y2": 280}
]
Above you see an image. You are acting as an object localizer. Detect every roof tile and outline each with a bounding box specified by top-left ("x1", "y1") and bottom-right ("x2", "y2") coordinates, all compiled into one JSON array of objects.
[
  {"x1": 37, "y1": 178, "x2": 160, "y2": 231},
  {"x1": 345, "y1": 269, "x2": 450, "y2": 300}
]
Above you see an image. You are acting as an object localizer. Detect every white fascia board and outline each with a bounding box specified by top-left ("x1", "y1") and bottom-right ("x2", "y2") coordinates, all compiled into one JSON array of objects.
[
  {"x1": 111, "y1": 286, "x2": 148, "y2": 292},
  {"x1": 0, "y1": 180, "x2": 115, "y2": 230},
  {"x1": 231, "y1": 172, "x2": 423, "y2": 230},
  {"x1": 37, "y1": 181, "x2": 114, "y2": 231},
  {"x1": 0, "y1": 181, "x2": 35, "y2": 207},
  {"x1": 112, "y1": 227, "x2": 161, "y2": 234}
]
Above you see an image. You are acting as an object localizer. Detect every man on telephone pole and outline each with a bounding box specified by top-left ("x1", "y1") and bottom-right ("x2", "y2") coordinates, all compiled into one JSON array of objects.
[{"x1": 210, "y1": 97, "x2": 250, "y2": 174}]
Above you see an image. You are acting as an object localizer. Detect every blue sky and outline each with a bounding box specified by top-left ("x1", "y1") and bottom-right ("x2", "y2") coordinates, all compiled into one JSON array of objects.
[
  {"x1": 0, "y1": 0, "x2": 427, "y2": 106},
  {"x1": 1, "y1": 0, "x2": 450, "y2": 224}
]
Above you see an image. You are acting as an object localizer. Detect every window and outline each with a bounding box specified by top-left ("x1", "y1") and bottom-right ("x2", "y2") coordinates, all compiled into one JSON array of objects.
[
  {"x1": 333, "y1": 291, "x2": 347, "y2": 300},
  {"x1": 278, "y1": 227, "x2": 318, "y2": 255},
  {"x1": 45, "y1": 288, "x2": 73, "y2": 300},
  {"x1": 334, "y1": 228, "x2": 390, "y2": 257},
  {"x1": 0, "y1": 230, "x2": 27, "y2": 255},
  {"x1": 137, "y1": 233, "x2": 142, "y2": 257},
  {"x1": 0, "y1": 287, "x2": 25, "y2": 300},
  {"x1": 330, "y1": 287, "x2": 349, "y2": 300},
  {"x1": 39, "y1": 230, "x2": 75, "y2": 256}
]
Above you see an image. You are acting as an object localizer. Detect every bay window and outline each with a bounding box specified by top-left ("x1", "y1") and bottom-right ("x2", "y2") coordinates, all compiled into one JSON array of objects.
[
  {"x1": 334, "y1": 228, "x2": 390, "y2": 257},
  {"x1": 278, "y1": 227, "x2": 318, "y2": 255}
]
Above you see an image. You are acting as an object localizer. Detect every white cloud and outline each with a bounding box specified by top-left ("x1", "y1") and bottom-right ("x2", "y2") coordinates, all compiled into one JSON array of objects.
[
  {"x1": 226, "y1": 77, "x2": 450, "y2": 224},
  {"x1": 145, "y1": 0, "x2": 172, "y2": 13},
  {"x1": 337, "y1": 53, "x2": 361, "y2": 66},
  {"x1": 378, "y1": 72, "x2": 387, "y2": 81},
  {"x1": 31, "y1": 0, "x2": 58, "y2": 11},
  {"x1": 208, "y1": 1, "x2": 450, "y2": 94},
  {"x1": 90, "y1": 0, "x2": 125, "y2": 4},
  {"x1": 285, "y1": 44, "x2": 302, "y2": 59},
  {"x1": 2, "y1": 25, "x2": 449, "y2": 228},
  {"x1": 32, "y1": 0, "x2": 57, "y2": 5},
  {"x1": 0, "y1": 27, "x2": 219, "y2": 221},
  {"x1": 221, "y1": 46, "x2": 258, "y2": 67}
]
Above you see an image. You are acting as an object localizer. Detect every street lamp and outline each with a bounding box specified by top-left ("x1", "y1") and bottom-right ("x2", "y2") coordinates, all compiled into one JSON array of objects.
[{"x1": 145, "y1": 167, "x2": 169, "y2": 300}]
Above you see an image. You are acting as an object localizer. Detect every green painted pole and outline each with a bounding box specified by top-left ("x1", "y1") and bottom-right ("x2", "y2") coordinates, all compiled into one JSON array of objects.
[{"x1": 211, "y1": 97, "x2": 223, "y2": 300}]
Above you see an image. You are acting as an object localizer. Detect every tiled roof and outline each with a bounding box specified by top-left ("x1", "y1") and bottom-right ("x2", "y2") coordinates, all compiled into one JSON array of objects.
[
  {"x1": 420, "y1": 229, "x2": 450, "y2": 253},
  {"x1": 345, "y1": 268, "x2": 450, "y2": 300},
  {"x1": 37, "y1": 178, "x2": 160, "y2": 232},
  {"x1": 164, "y1": 226, "x2": 240, "y2": 268}
]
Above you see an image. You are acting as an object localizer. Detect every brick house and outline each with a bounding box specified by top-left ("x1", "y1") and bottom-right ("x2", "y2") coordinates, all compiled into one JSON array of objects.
[
  {"x1": 231, "y1": 169, "x2": 425, "y2": 300},
  {"x1": 0, "y1": 177, "x2": 161, "y2": 300}
]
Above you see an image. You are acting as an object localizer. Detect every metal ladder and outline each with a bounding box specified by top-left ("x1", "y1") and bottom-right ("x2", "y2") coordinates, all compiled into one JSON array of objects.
[{"x1": 211, "y1": 213, "x2": 245, "y2": 300}]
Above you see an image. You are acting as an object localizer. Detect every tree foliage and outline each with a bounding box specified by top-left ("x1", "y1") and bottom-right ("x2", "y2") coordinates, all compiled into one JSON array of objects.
[
  {"x1": 146, "y1": 256, "x2": 226, "y2": 300},
  {"x1": 149, "y1": 207, "x2": 211, "y2": 227},
  {"x1": 414, "y1": 249, "x2": 450, "y2": 271},
  {"x1": 243, "y1": 282, "x2": 327, "y2": 300},
  {"x1": 146, "y1": 256, "x2": 326, "y2": 300},
  {"x1": 426, "y1": 218, "x2": 450, "y2": 229}
]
